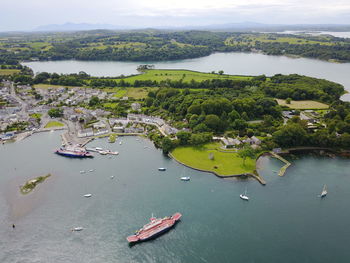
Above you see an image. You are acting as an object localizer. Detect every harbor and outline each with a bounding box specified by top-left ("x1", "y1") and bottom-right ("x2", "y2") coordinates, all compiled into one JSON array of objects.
[{"x1": 2, "y1": 131, "x2": 350, "y2": 263}]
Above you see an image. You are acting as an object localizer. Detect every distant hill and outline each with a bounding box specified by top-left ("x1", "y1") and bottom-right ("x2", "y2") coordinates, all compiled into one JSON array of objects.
[
  {"x1": 32, "y1": 22, "x2": 350, "y2": 33},
  {"x1": 34, "y1": 22, "x2": 131, "y2": 32}
]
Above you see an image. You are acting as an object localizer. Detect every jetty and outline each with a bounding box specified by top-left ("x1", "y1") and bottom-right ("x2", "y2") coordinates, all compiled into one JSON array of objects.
[{"x1": 270, "y1": 152, "x2": 291, "y2": 176}]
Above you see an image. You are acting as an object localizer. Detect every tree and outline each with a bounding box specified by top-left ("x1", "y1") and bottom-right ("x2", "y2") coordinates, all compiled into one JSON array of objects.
[
  {"x1": 161, "y1": 137, "x2": 173, "y2": 154},
  {"x1": 286, "y1": 98, "x2": 292, "y2": 104},
  {"x1": 273, "y1": 123, "x2": 308, "y2": 147},
  {"x1": 48, "y1": 108, "x2": 63, "y2": 118},
  {"x1": 218, "y1": 70, "x2": 224, "y2": 75},
  {"x1": 238, "y1": 145, "x2": 256, "y2": 165},
  {"x1": 176, "y1": 131, "x2": 191, "y2": 145},
  {"x1": 204, "y1": 114, "x2": 223, "y2": 132},
  {"x1": 89, "y1": 96, "x2": 100, "y2": 107}
]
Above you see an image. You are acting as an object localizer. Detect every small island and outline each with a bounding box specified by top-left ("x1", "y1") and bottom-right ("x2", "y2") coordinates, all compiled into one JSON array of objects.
[{"x1": 20, "y1": 174, "x2": 52, "y2": 194}]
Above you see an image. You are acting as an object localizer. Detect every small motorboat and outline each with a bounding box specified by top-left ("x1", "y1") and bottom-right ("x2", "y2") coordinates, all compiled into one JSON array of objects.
[
  {"x1": 119, "y1": 141, "x2": 122, "y2": 145},
  {"x1": 84, "y1": 194, "x2": 92, "y2": 198},
  {"x1": 99, "y1": 150, "x2": 108, "y2": 155},
  {"x1": 110, "y1": 176, "x2": 114, "y2": 179},
  {"x1": 95, "y1": 147, "x2": 103, "y2": 151},
  {"x1": 180, "y1": 177, "x2": 190, "y2": 181},
  {"x1": 72, "y1": 227, "x2": 83, "y2": 231},
  {"x1": 240, "y1": 188, "x2": 249, "y2": 201},
  {"x1": 158, "y1": 167, "x2": 166, "y2": 171},
  {"x1": 89, "y1": 169, "x2": 94, "y2": 172},
  {"x1": 80, "y1": 170, "x2": 86, "y2": 174}
]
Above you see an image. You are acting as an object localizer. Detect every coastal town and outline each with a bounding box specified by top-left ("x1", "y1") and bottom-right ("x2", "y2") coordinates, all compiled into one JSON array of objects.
[
  {"x1": 0, "y1": 78, "x2": 326, "y2": 149},
  {"x1": 0, "y1": 79, "x2": 181, "y2": 144}
]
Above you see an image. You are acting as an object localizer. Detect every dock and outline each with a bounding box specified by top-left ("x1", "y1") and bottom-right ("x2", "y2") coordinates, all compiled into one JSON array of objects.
[{"x1": 270, "y1": 152, "x2": 291, "y2": 176}]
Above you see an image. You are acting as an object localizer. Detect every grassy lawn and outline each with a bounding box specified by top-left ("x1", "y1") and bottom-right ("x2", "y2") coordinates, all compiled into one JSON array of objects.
[
  {"x1": 113, "y1": 87, "x2": 158, "y2": 99},
  {"x1": 171, "y1": 142, "x2": 255, "y2": 176},
  {"x1": 103, "y1": 102, "x2": 118, "y2": 109},
  {"x1": 44, "y1": 121, "x2": 64, "y2": 128},
  {"x1": 117, "y1": 69, "x2": 252, "y2": 84},
  {"x1": 276, "y1": 99, "x2": 329, "y2": 109},
  {"x1": 0, "y1": 69, "x2": 20, "y2": 75}
]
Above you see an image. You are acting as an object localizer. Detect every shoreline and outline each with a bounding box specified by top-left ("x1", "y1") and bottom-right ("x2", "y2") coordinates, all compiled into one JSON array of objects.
[{"x1": 168, "y1": 152, "x2": 266, "y2": 185}]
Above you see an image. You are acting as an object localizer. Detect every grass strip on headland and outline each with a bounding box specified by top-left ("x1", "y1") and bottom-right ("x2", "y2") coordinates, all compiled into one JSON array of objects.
[
  {"x1": 171, "y1": 142, "x2": 255, "y2": 176},
  {"x1": 115, "y1": 69, "x2": 253, "y2": 85}
]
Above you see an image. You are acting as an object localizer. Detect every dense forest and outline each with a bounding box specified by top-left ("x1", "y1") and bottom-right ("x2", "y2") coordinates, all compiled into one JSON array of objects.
[{"x1": 1, "y1": 30, "x2": 350, "y2": 64}]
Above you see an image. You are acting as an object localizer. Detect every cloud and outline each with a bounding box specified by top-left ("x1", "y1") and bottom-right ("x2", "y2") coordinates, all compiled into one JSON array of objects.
[{"x1": 0, "y1": 0, "x2": 350, "y2": 31}]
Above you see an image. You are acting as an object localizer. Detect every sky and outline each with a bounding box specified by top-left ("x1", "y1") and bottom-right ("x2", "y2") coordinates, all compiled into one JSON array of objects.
[{"x1": 1, "y1": 0, "x2": 350, "y2": 31}]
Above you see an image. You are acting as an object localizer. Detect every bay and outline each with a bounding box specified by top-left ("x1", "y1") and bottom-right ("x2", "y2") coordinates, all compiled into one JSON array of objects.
[{"x1": 1, "y1": 132, "x2": 350, "y2": 262}]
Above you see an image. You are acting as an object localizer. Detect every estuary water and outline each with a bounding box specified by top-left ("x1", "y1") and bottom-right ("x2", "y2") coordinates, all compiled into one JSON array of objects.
[
  {"x1": 1, "y1": 132, "x2": 350, "y2": 262},
  {"x1": 23, "y1": 52, "x2": 350, "y2": 101}
]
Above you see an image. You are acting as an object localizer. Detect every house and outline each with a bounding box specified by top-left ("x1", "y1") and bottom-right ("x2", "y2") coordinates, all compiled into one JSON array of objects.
[
  {"x1": 131, "y1": 103, "x2": 141, "y2": 111},
  {"x1": 221, "y1": 137, "x2": 241, "y2": 148},
  {"x1": 77, "y1": 128, "x2": 94, "y2": 138},
  {"x1": 251, "y1": 136, "x2": 261, "y2": 145},
  {"x1": 94, "y1": 129, "x2": 109, "y2": 136},
  {"x1": 93, "y1": 120, "x2": 107, "y2": 129},
  {"x1": 113, "y1": 126, "x2": 124, "y2": 133}
]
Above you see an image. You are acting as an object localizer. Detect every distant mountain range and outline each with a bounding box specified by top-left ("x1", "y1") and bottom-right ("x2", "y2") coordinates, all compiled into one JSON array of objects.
[
  {"x1": 34, "y1": 22, "x2": 132, "y2": 32},
  {"x1": 33, "y1": 22, "x2": 350, "y2": 33}
]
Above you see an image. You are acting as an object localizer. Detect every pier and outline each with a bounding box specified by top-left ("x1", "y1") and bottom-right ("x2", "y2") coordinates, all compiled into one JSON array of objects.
[{"x1": 270, "y1": 152, "x2": 291, "y2": 176}]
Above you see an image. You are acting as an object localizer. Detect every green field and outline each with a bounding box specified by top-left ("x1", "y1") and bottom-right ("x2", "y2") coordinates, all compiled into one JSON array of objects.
[
  {"x1": 113, "y1": 87, "x2": 158, "y2": 99},
  {"x1": 171, "y1": 142, "x2": 255, "y2": 176},
  {"x1": 117, "y1": 69, "x2": 252, "y2": 84},
  {"x1": 225, "y1": 34, "x2": 334, "y2": 46},
  {"x1": 44, "y1": 121, "x2": 64, "y2": 128},
  {"x1": 276, "y1": 99, "x2": 329, "y2": 109},
  {"x1": 0, "y1": 69, "x2": 20, "y2": 75}
]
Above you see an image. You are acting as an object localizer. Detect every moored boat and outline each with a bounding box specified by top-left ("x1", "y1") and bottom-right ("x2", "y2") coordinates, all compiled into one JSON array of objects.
[
  {"x1": 55, "y1": 146, "x2": 93, "y2": 158},
  {"x1": 127, "y1": 213, "x2": 181, "y2": 244},
  {"x1": 240, "y1": 187, "x2": 249, "y2": 201},
  {"x1": 180, "y1": 177, "x2": 190, "y2": 181}
]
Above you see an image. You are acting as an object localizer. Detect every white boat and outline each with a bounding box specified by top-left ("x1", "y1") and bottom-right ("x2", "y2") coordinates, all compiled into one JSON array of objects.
[
  {"x1": 72, "y1": 227, "x2": 83, "y2": 231},
  {"x1": 180, "y1": 177, "x2": 190, "y2": 181},
  {"x1": 110, "y1": 176, "x2": 114, "y2": 179},
  {"x1": 158, "y1": 167, "x2": 166, "y2": 171},
  {"x1": 320, "y1": 184, "x2": 327, "y2": 198},
  {"x1": 89, "y1": 169, "x2": 94, "y2": 172},
  {"x1": 99, "y1": 150, "x2": 108, "y2": 155},
  {"x1": 107, "y1": 150, "x2": 119, "y2": 155},
  {"x1": 240, "y1": 188, "x2": 249, "y2": 201},
  {"x1": 80, "y1": 170, "x2": 86, "y2": 174},
  {"x1": 119, "y1": 141, "x2": 122, "y2": 145},
  {"x1": 84, "y1": 194, "x2": 92, "y2": 198}
]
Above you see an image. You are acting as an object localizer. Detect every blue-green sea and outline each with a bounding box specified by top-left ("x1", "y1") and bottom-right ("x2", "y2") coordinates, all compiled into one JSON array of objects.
[{"x1": 1, "y1": 132, "x2": 350, "y2": 262}]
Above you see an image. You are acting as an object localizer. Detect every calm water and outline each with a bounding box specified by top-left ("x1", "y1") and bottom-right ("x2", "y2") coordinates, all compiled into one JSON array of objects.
[
  {"x1": 1, "y1": 132, "x2": 350, "y2": 262},
  {"x1": 22, "y1": 52, "x2": 350, "y2": 101}
]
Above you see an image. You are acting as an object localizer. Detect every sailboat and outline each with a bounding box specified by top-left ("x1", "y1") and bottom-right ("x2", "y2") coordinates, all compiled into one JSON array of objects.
[
  {"x1": 240, "y1": 188, "x2": 249, "y2": 201},
  {"x1": 320, "y1": 184, "x2": 327, "y2": 198}
]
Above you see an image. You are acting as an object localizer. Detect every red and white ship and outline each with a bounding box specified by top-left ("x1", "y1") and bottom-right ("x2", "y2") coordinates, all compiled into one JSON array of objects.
[{"x1": 127, "y1": 212, "x2": 182, "y2": 244}]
